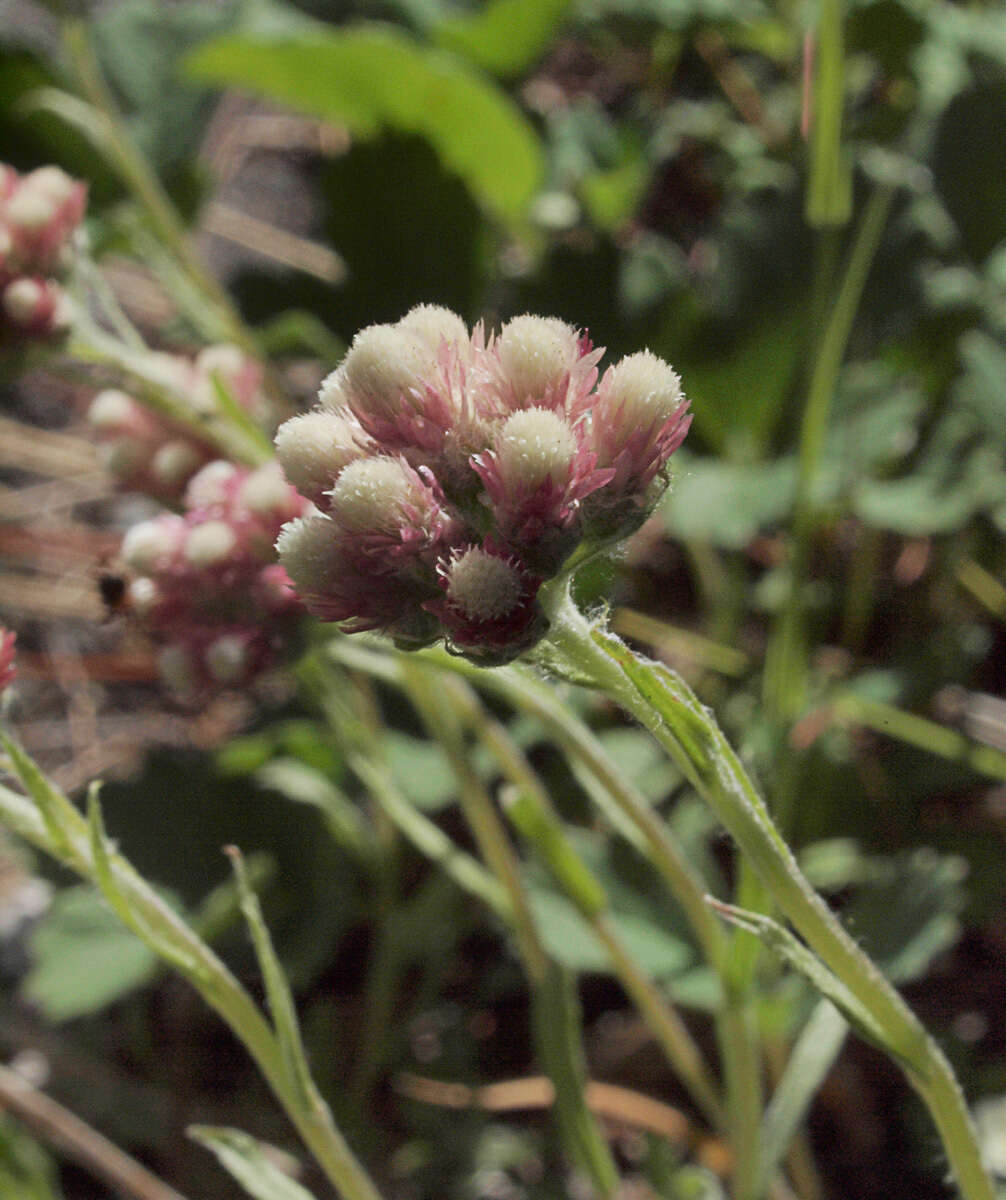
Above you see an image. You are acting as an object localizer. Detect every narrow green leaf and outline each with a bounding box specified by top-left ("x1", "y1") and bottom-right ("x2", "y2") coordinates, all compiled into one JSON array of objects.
[
  {"x1": 758, "y1": 1000, "x2": 848, "y2": 1192},
  {"x1": 707, "y1": 898, "x2": 921, "y2": 1078},
  {"x1": 226, "y1": 846, "x2": 315, "y2": 1105},
  {"x1": 189, "y1": 1126, "x2": 317, "y2": 1200},
  {"x1": 504, "y1": 790, "x2": 607, "y2": 918},
  {"x1": 207, "y1": 371, "x2": 273, "y2": 463},
  {"x1": 184, "y1": 24, "x2": 544, "y2": 223},
  {"x1": 1, "y1": 732, "x2": 86, "y2": 867}
]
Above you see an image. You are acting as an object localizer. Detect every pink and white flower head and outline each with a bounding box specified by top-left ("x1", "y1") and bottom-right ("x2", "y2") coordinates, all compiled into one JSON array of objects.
[
  {"x1": 427, "y1": 544, "x2": 546, "y2": 666},
  {"x1": 1, "y1": 166, "x2": 86, "y2": 277},
  {"x1": 273, "y1": 305, "x2": 690, "y2": 665},
  {"x1": 327, "y1": 455, "x2": 458, "y2": 571},
  {"x1": 581, "y1": 350, "x2": 692, "y2": 537},
  {"x1": 121, "y1": 464, "x2": 307, "y2": 701},
  {"x1": 1, "y1": 164, "x2": 85, "y2": 346},
  {"x1": 85, "y1": 346, "x2": 270, "y2": 502},
  {"x1": 275, "y1": 408, "x2": 373, "y2": 508},
  {"x1": 472, "y1": 407, "x2": 612, "y2": 573},
  {"x1": 478, "y1": 315, "x2": 602, "y2": 419}
]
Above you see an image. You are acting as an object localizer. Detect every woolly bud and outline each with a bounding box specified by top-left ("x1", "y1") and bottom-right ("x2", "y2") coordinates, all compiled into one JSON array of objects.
[
  {"x1": 196, "y1": 343, "x2": 245, "y2": 379},
  {"x1": 329, "y1": 456, "x2": 426, "y2": 535},
  {"x1": 127, "y1": 576, "x2": 159, "y2": 615},
  {"x1": 496, "y1": 315, "x2": 577, "y2": 406},
  {"x1": 318, "y1": 366, "x2": 349, "y2": 412},
  {"x1": 0, "y1": 627, "x2": 16, "y2": 693},
  {"x1": 276, "y1": 514, "x2": 341, "y2": 595},
  {"x1": 87, "y1": 389, "x2": 137, "y2": 431},
  {"x1": 185, "y1": 461, "x2": 240, "y2": 510},
  {"x1": 239, "y1": 461, "x2": 298, "y2": 516},
  {"x1": 121, "y1": 516, "x2": 184, "y2": 574},
  {"x1": 494, "y1": 408, "x2": 576, "y2": 492},
  {"x1": 3, "y1": 277, "x2": 55, "y2": 330},
  {"x1": 151, "y1": 440, "x2": 204, "y2": 488},
  {"x1": 4, "y1": 187, "x2": 58, "y2": 233},
  {"x1": 205, "y1": 634, "x2": 249, "y2": 684},
  {"x1": 275, "y1": 410, "x2": 368, "y2": 503},
  {"x1": 343, "y1": 324, "x2": 430, "y2": 418},
  {"x1": 397, "y1": 304, "x2": 469, "y2": 353},
  {"x1": 445, "y1": 546, "x2": 524, "y2": 622},
  {"x1": 23, "y1": 166, "x2": 78, "y2": 206},
  {"x1": 595, "y1": 351, "x2": 683, "y2": 452},
  {"x1": 184, "y1": 520, "x2": 237, "y2": 568}
]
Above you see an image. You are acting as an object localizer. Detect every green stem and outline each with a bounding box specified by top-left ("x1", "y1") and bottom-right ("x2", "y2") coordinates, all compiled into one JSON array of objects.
[{"x1": 539, "y1": 586, "x2": 995, "y2": 1200}]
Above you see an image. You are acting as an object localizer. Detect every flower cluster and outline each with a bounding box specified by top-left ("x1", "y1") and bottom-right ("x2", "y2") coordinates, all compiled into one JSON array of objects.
[
  {"x1": 87, "y1": 345, "x2": 269, "y2": 502},
  {"x1": 1, "y1": 164, "x2": 86, "y2": 343},
  {"x1": 120, "y1": 460, "x2": 307, "y2": 700},
  {"x1": 275, "y1": 306, "x2": 690, "y2": 665}
]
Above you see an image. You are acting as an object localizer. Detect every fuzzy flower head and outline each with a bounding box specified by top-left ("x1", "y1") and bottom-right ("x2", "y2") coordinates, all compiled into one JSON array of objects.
[
  {"x1": 1, "y1": 164, "x2": 85, "y2": 347},
  {"x1": 274, "y1": 305, "x2": 690, "y2": 664},
  {"x1": 119, "y1": 463, "x2": 308, "y2": 701},
  {"x1": 85, "y1": 347, "x2": 270, "y2": 502}
]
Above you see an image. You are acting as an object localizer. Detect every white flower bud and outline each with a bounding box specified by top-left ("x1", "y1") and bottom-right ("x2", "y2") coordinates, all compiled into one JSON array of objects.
[
  {"x1": 151, "y1": 440, "x2": 203, "y2": 487},
  {"x1": 184, "y1": 520, "x2": 237, "y2": 568},
  {"x1": 23, "y1": 166, "x2": 76, "y2": 205},
  {"x1": 121, "y1": 518, "x2": 182, "y2": 573},
  {"x1": 446, "y1": 548, "x2": 523, "y2": 621},
  {"x1": 342, "y1": 324, "x2": 431, "y2": 416},
  {"x1": 497, "y1": 315, "x2": 576, "y2": 403},
  {"x1": 600, "y1": 351, "x2": 682, "y2": 427},
  {"x1": 127, "y1": 576, "x2": 159, "y2": 615},
  {"x1": 196, "y1": 343, "x2": 245, "y2": 380},
  {"x1": 397, "y1": 304, "x2": 469, "y2": 353},
  {"x1": 318, "y1": 366, "x2": 349, "y2": 412},
  {"x1": 205, "y1": 634, "x2": 249, "y2": 684},
  {"x1": 158, "y1": 645, "x2": 196, "y2": 696},
  {"x1": 495, "y1": 408, "x2": 576, "y2": 491},
  {"x1": 328, "y1": 456, "x2": 418, "y2": 534},
  {"x1": 185, "y1": 461, "x2": 239, "y2": 510},
  {"x1": 4, "y1": 188, "x2": 57, "y2": 232},
  {"x1": 3, "y1": 278, "x2": 46, "y2": 325},
  {"x1": 275, "y1": 410, "x2": 366, "y2": 499},
  {"x1": 276, "y1": 515, "x2": 340, "y2": 594},
  {"x1": 87, "y1": 389, "x2": 136, "y2": 430},
  {"x1": 240, "y1": 462, "x2": 293, "y2": 515}
]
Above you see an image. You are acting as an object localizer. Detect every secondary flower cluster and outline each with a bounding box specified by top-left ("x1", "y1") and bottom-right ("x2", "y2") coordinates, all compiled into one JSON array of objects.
[
  {"x1": 120, "y1": 460, "x2": 307, "y2": 700},
  {"x1": 275, "y1": 306, "x2": 690, "y2": 664},
  {"x1": 0, "y1": 164, "x2": 86, "y2": 343},
  {"x1": 87, "y1": 344, "x2": 268, "y2": 501}
]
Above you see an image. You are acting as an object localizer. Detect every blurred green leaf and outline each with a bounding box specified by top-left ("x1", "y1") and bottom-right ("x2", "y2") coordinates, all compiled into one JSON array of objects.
[
  {"x1": 24, "y1": 886, "x2": 164, "y2": 1020},
  {"x1": 384, "y1": 731, "x2": 457, "y2": 811},
  {"x1": 0, "y1": 1114, "x2": 63, "y2": 1200},
  {"x1": 184, "y1": 23, "x2": 544, "y2": 223},
  {"x1": 189, "y1": 1126, "x2": 316, "y2": 1200},
  {"x1": 433, "y1": 0, "x2": 573, "y2": 79},
  {"x1": 524, "y1": 831, "x2": 693, "y2": 979}
]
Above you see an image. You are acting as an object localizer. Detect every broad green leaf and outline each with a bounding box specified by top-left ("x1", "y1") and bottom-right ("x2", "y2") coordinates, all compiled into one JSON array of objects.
[
  {"x1": 384, "y1": 731, "x2": 456, "y2": 811},
  {"x1": 184, "y1": 24, "x2": 544, "y2": 224},
  {"x1": 524, "y1": 830, "x2": 693, "y2": 979},
  {"x1": 24, "y1": 886, "x2": 163, "y2": 1020},
  {"x1": 433, "y1": 0, "x2": 573, "y2": 78},
  {"x1": 189, "y1": 1126, "x2": 316, "y2": 1200}
]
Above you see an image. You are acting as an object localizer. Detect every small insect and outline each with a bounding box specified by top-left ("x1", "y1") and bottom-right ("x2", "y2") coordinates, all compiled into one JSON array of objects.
[{"x1": 97, "y1": 564, "x2": 129, "y2": 618}]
